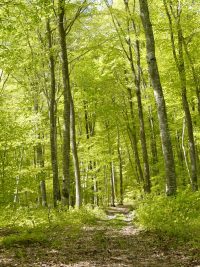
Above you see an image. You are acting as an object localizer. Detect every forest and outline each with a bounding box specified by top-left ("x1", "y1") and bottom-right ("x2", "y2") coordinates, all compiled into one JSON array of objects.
[{"x1": 0, "y1": 0, "x2": 200, "y2": 266}]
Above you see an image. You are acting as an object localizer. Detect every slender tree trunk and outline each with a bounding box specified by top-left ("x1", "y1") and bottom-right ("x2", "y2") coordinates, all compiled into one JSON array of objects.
[
  {"x1": 135, "y1": 79, "x2": 151, "y2": 193},
  {"x1": 103, "y1": 165, "x2": 109, "y2": 207},
  {"x1": 84, "y1": 101, "x2": 90, "y2": 139},
  {"x1": 148, "y1": 106, "x2": 158, "y2": 166},
  {"x1": 84, "y1": 101, "x2": 97, "y2": 205},
  {"x1": 58, "y1": 0, "x2": 71, "y2": 206},
  {"x1": 14, "y1": 149, "x2": 24, "y2": 205},
  {"x1": 93, "y1": 173, "x2": 98, "y2": 206},
  {"x1": 123, "y1": 133, "x2": 139, "y2": 182},
  {"x1": 183, "y1": 39, "x2": 200, "y2": 115},
  {"x1": 0, "y1": 150, "x2": 6, "y2": 201},
  {"x1": 141, "y1": 71, "x2": 158, "y2": 172},
  {"x1": 139, "y1": 0, "x2": 176, "y2": 195},
  {"x1": 106, "y1": 3, "x2": 145, "y2": 186},
  {"x1": 163, "y1": 1, "x2": 198, "y2": 191},
  {"x1": 14, "y1": 176, "x2": 20, "y2": 204},
  {"x1": 117, "y1": 130, "x2": 123, "y2": 205},
  {"x1": 180, "y1": 78, "x2": 198, "y2": 191},
  {"x1": 106, "y1": 121, "x2": 116, "y2": 206},
  {"x1": 124, "y1": 0, "x2": 151, "y2": 193},
  {"x1": 47, "y1": 19, "x2": 61, "y2": 207},
  {"x1": 182, "y1": 117, "x2": 190, "y2": 182},
  {"x1": 127, "y1": 87, "x2": 144, "y2": 183},
  {"x1": 36, "y1": 134, "x2": 47, "y2": 207},
  {"x1": 177, "y1": 24, "x2": 198, "y2": 191},
  {"x1": 70, "y1": 95, "x2": 82, "y2": 208},
  {"x1": 127, "y1": 127, "x2": 142, "y2": 181},
  {"x1": 40, "y1": 180, "x2": 47, "y2": 207},
  {"x1": 110, "y1": 162, "x2": 115, "y2": 207},
  {"x1": 33, "y1": 91, "x2": 48, "y2": 207},
  {"x1": 175, "y1": 129, "x2": 184, "y2": 167}
]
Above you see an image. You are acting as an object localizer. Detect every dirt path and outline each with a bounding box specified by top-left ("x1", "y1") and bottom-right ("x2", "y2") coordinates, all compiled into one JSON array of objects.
[{"x1": 0, "y1": 206, "x2": 199, "y2": 266}]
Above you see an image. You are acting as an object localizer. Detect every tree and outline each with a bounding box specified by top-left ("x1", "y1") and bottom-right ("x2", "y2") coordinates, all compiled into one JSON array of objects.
[
  {"x1": 70, "y1": 95, "x2": 82, "y2": 207},
  {"x1": 58, "y1": 0, "x2": 72, "y2": 206},
  {"x1": 163, "y1": 0, "x2": 198, "y2": 191},
  {"x1": 139, "y1": 0, "x2": 177, "y2": 195},
  {"x1": 46, "y1": 18, "x2": 61, "y2": 206}
]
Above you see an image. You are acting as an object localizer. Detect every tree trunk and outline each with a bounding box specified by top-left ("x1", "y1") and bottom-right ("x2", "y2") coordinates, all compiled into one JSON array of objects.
[
  {"x1": 58, "y1": 0, "x2": 71, "y2": 206},
  {"x1": 33, "y1": 91, "x2": 48, "y2": 207},
  {"x1": 127, "y1": 87, "x2": 144, "y2": 183},
  {"x1": 93, "y1": 174, "x2": 98, "y2": 206},
  {"x1": 106, "y1": 3, "x2": 145, "y2": 186},
  {"x1": 110, "y1": 162, "x2": 115, "y2": 207},
  {"x1": 177, "y1": 23, "x2": 198, "y2": 191},
  {"x1": 183, "y1": 39, "x2": 200, "y2": 115},
  {"x1": 70, "y1": 95, "x2": 82, "y2": 208},
  {"x1": 36, "y1": 134, "x2": 47, "y2": 207},
  {"x1": 139, "y1": 0, "x2": 176, "y2": 195},
  {"x1": 83, "y1": 101, "x2": 97, "y2": 205},
  {"x1": 14, "y1": 149, "x2": 24, "y2": 205},
  {"x1": 47, "y1": 19, "x2": 61, "y2": 207},
  {"x1": 0, "y1": 150, "x2": 6, "y2": 201},
  {"x1": 148, "y1": 106, "x2": 158, "y2": 168},
  {"x1": 124, "y1": 0, "x2": 151, "y2": 193},
  {"x1": 103, "y1": 165, "x2": 109, "y2": 207},
  {"x1": 40, "y1": 180, "x2": 47, "y2": 207},
  {"x1": 163, "y1": 1, "x2": 198, "y2": 191},
  {"x1": 182, "y1": 117, "x2": 190, "y2": 182},
  {"x1": 117, "y1": 130, "x2": 123, "y2": 205}
]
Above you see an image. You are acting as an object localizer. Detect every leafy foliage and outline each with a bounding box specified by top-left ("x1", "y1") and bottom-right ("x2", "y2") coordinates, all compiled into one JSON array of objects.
[{"x1": 136, "y1": 189, "x2": 200, "y2": 244}]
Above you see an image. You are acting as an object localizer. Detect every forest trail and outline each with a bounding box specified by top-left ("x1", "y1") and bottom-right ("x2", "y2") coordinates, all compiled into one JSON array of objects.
[{"x1": 0, "y1": 206, "x2": 199, "y2": 267}]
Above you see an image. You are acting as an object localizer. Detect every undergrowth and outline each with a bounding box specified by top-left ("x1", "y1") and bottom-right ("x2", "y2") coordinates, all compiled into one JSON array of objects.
[
  {"x1": 0, "y1": 205, "x2": 106, "y2": 248},
  {"x1": 136, "y1": 189, "x2": 200, "y2": 246}
]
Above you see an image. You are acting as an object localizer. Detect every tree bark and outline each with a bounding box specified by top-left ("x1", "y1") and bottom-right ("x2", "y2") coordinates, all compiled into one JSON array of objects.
[
  {"x1": 70, "y1": 95, "x2": 82, "y2": 208},
  {"x1": 139, "y1": 0, "x2": 176, "y2": 195},
  {"x1": 46, "y1": 19, "x2": 61, "y2": 207},
  {"x1": 117, "y1": 130, "x2": 123, "y2": 205},
  {"x1": 58, "y1": 0, "x2": 71, "y2": 206},
  {"x1": 110, "y1": 162, "x2": 115, "y2": 207}
]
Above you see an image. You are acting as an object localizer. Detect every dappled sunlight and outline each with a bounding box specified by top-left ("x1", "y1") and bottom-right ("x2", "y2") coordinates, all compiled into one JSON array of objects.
[{"x1": 119, "y1": 225, "x2": 140, "y2": 236}]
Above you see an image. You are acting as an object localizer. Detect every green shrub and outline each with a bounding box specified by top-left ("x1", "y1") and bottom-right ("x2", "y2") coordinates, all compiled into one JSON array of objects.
[{"x1": 136, "y1": 189, "x2": 200, "y2": 244}]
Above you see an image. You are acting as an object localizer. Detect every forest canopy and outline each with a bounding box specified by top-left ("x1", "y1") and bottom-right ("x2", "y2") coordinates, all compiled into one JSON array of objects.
[
  {"x1": 0, "y1": 1, "x2": 200, "y2": 266},
  {"x1": 0, "y1": 0, "x2": 200, "y2": 207}
]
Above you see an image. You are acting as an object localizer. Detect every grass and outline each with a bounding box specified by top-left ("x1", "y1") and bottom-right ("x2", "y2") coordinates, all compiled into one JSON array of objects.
[{"x1": 0, "y1": 205, "x2": 106, "y2": 249}]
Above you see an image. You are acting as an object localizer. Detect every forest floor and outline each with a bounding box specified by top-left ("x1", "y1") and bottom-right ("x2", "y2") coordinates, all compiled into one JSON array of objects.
[{"x1": 0, "y1": 205, "x2": 199, "y2": 267}]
